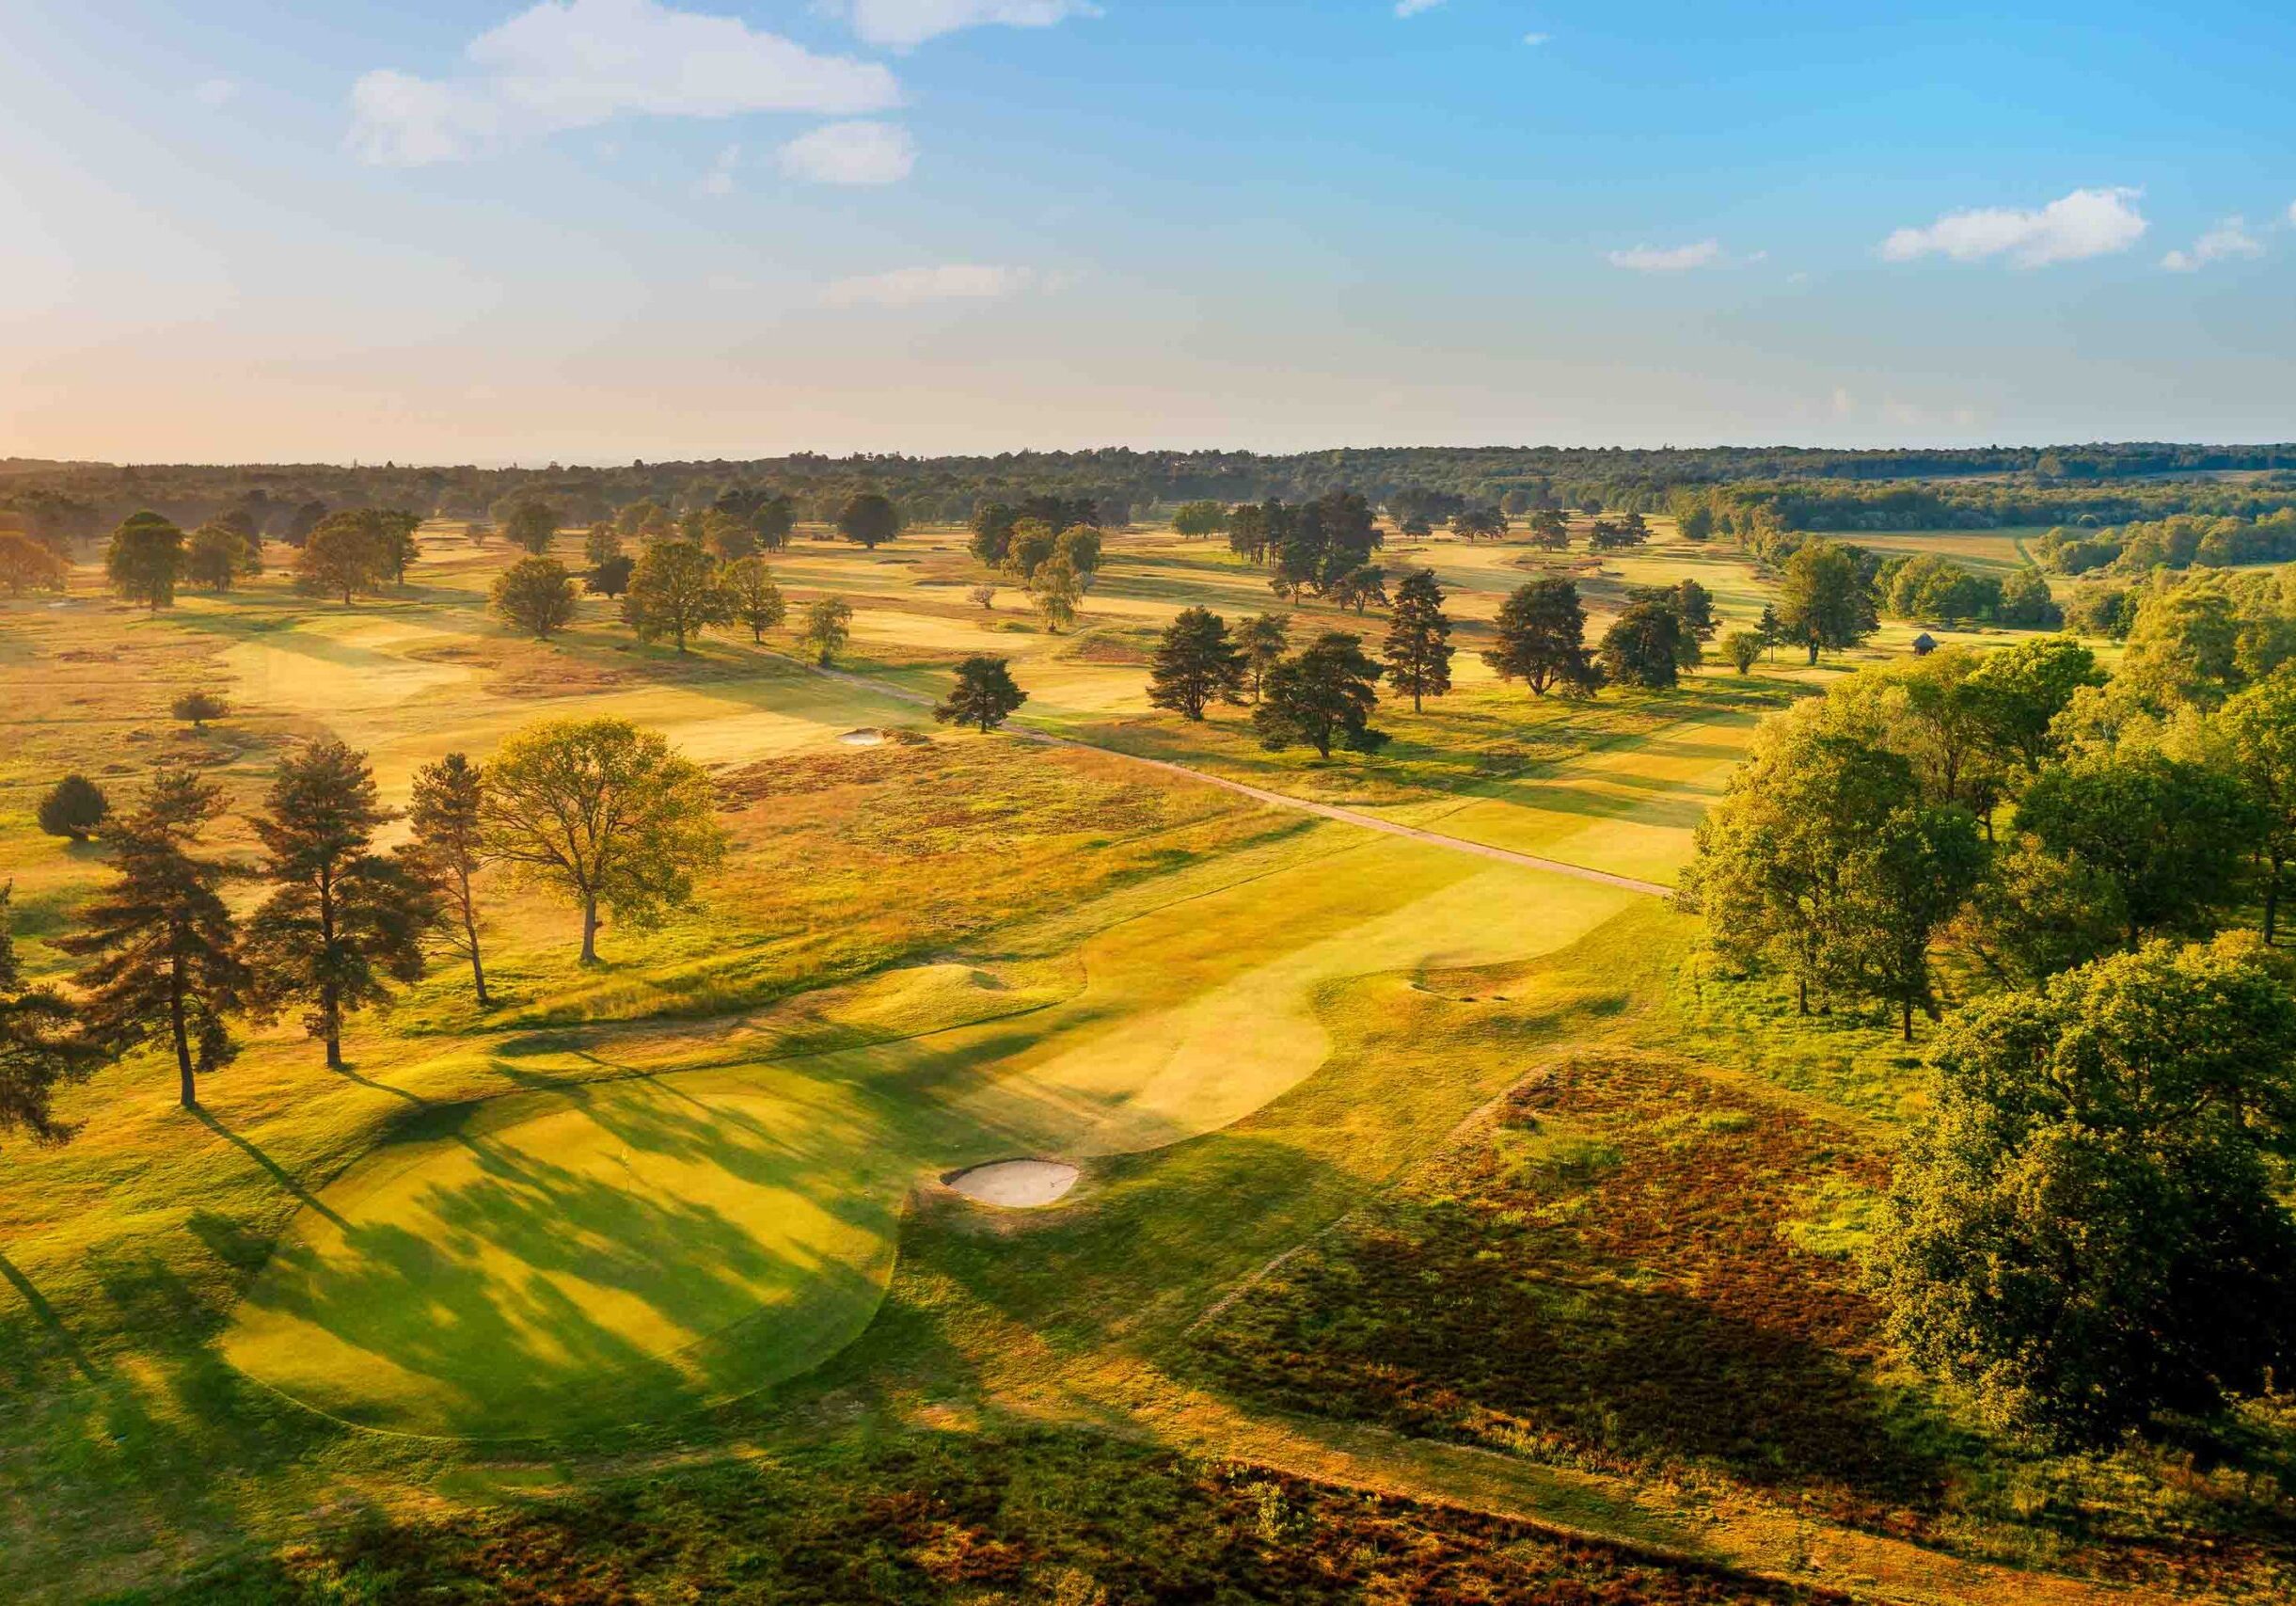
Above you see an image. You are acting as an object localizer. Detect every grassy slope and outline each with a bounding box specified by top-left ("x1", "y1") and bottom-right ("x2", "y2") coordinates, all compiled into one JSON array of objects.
[{"x1": 0, "y1": 520, "x2": 2247, "y2": 1604}]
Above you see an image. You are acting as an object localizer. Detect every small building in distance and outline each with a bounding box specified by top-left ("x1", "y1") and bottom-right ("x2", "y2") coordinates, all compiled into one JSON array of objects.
[{"x1": 1911, "y1": 631, "x2": 1939, "y2": 657}]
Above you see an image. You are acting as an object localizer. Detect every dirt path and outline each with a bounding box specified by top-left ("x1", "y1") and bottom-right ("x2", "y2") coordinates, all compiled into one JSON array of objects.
[{"x1": 801, "y1": 660, "x2": 1674, "y2": 898}]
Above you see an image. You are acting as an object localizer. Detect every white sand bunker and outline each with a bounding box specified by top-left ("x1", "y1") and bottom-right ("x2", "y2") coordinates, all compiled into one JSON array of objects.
[
  {"x1": 946, "y1": 1159, "x2": 1080, "y2": 1209},
  {"x1": 839, "y1": 729, "x2": 886, "y2": 748}
]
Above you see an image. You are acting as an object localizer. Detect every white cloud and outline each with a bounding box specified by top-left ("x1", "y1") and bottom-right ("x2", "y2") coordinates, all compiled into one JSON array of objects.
[
  {"x1": 349, "y1": 0, "x2": 899, "y2": 166},
  {"x1": 2288, "y1": 199, "x2": 2296, "y2": 227},
  {"x1": 822, "y1": 0, "x2": 1098, "y2": 49},
  {"x1": 2162, "y1": 216, "x2": 2264, "y2": 272},
  {"x1": 819, "y1": 262, "x2": 1041, "y2": 308},
  {"x1": 1523, "y1": 32, "x2": 1551, "y2": 45},
  {"x1": 1879, "y1": 186, "x2": 2147, "y2": 269},
  {"x1": 777, "y1": 119, "x2": 916, "y2": 184},
  {"x1": 698, "y1": 143, "x2": 739, "y2": 196},
  {"x1": 1607, "y1": 239, "x2": 1722, "y2": 272},
  {"x1": 192, "y1": 78, "x2": 238, "y2": 108},
  {"x1": 1395, "y1": 0, "x2": 1447, "y2": 15}
]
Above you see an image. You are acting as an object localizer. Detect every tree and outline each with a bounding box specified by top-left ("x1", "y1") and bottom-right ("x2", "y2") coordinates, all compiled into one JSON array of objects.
[
  {"x1": 1869, "y1": 937, "x2": 2296, "y2": 1444},
  {"x1": 185, "y1": 523, "x2": 252, "y2": 591},
  {"x1": 623, "y1": 540, "x2": 729, "y2": 652},
  {"x1": 1964, "y1": 635, "x2": 2103, "y2": 773},
  {"x1": 1841, "y1": 803, "x2": 1987, "y2": 1038},
  {"x1": 59, "y1": 771, "x2": 249, "y2": 1109},
  {"x1": 1147, "y1": 607, "x2": 1246, "y2": 721},
  {"x1": 1450, "y1": 507, "x2": 1507, "y2": 543},
  {"x1": 171, "y1": 690, "x2": 230, "y2": 730},
  {"x1": 1003, "y1": 518, "x2": 1059, "y2": 582},
  {"x1": 1777, "y1": 540, "x2": 1876, "y2": 663},
  {"x1": 1486, "y1": 578, "x2": 1598, "y2": 696},
  {"x1": 1329, "y1": 564, "x2": 1389, "y2": 614},
  {"x1": 481, "y1": 718, "x2": 726, "y2": 964},
  {"x1": 2214, "y1": 668, "x2": 2296, "y2": 943},
  {"x1": 2016, "y1": 751, "x2": 2256, "y2": 949},
  {"x1": 1526, "y1": 508, "x2": 1570, "y2": 550},
  {"x1": 0, "y1": 530, "x2": 69, "y2": 595},
  {"x1": 936, "y1": 657, "x2": 1028, "y2": 732},
  {"x1": 1383, "y1": 569, "x2": 1453, "y2": 712},
  {"x1": 584, "y1": 523, "x2": 624, "y2": 569},
  {"x1": 1670, "y1": 579, "x2": 1718, "y2": 640},
  {"x1": 105, "y1": 512, "x2": 185, "y2": 612},
  {"x1": 1236, "y1": 612, "x2": 1289, "y2": 703},
  {"x1": 405, "y1": 753, "x2": 493, "y2": 1008},
  {"x1": 837, "y1": 492, "x2": 901, "y2": 550},
  {"x1": 800, "y1": 596, "x2": 853, "y2": 666},
  {"x1": 587, "y1": 553, "x2": 635, "y2": 598},
  {"x1": 38, "y1": 774, "x2": 109, "y2": 842},
  {"x1": 1600, "y1": 599, "x2": 1695, "y2": 690},
  {"x1": 280, "y1": 500, "x2": 327, "y2": 547},
  {"x1": 1172, "y1": 500, "x2": 1227, "y2": 541},
  {"x1": 969, "y1": 502, "x2": 1018, "y2": 566},
  {"x1": 1722, "y1": 630, "x2": 1765, "y2": 675},
  {"x1": 969, "y1": 583, "x2": 997, "y2": 611},
  {"x1": 720, "y1": 557, "x2": 785, "y2": 643},
  {"x1": 1053, "y1": 525, "x2": 1103, "y2": 582},
  {"x1": 373, "y1": 510, "x2": 422, "y2": 584},
  {"x1": 245, "y1": 740, "x2": 435, "y2": 1070},
  {"x1": 1254, "y1": 631, "x2": 1388, "y2": 759},
  {"x1": 502, "y1": 501, "x2": 561, "y2": 556},
  {"x1": 492, "y1": 557, "x2": 578, "y2": 640},
  {"x1": 296, "y1": 512, "x2": 389, "y2": 604},
  {"x1": 1031, "y1": 557, "x2": 1082, "y2": 633},
  {"x1": 0, "y1": 884, "x2": 98, "y2": 1144}
]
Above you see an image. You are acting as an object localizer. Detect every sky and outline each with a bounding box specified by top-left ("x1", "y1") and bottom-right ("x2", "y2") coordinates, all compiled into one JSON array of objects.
[{"x1": 1, "y1": 0, "x2": 2291, "y2": 464}]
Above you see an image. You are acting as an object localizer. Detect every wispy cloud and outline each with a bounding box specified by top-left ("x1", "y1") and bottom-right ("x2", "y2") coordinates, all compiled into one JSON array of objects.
[
  {"x1": 192, "y1": 78, "x2": 238, "y2": 108},
  {"x1": 2161, "y1": 216, "x2": 2263, "y2": 273},
  {"x1": 349, "y1": 0, "x2": 898, "y2": 166},
  {"x1": 1394, "y1": 0, "x2": 1447, "y2": 15},
  {"x1": 698, "y1": 143, "x2": 739, "y2": 196},
  {"x1": 820, "y1": 0, "x2": 1099, "y2": 49},
  {"x1": 1607, "y1": 240, "x2": 1722, "y2": 273},
  {"x1": 1523, "y1": 32, "x2": 1551, "y2": 45},
  {"x1": 1879, "y1": 186, "x2": 2147, "y2": 269},
  {"x1": 820, "y1": 262, "x2": 1046, "y2": 308},
  {"x1": 777, "y1": 119, "x2": 916, "y2": 184}
]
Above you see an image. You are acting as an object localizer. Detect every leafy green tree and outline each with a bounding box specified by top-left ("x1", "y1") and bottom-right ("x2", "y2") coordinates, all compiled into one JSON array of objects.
[
  {"x1": 491, "y1": 557, "x2": 578, "y2": 640},
  {"x1": 1172, "y1": 500, "x2": 1227, "y2": 541},
  {"x1": 280, "y1": 500, "x2": 327, "y2": 547},
  {"x1": 1526, "y1": 508, "x2": 1570, "y2": 550},
  {"x1": 37, "y1": 774, "x2": 109, "y2": 842},
  {"x1": 170, "y1": 690, "x2": 230, "y2": 730},
  {"x1": 185, "y1": 522, "x2": 252, "y2": 591},
  {"x1": 800, "y1": 596, "x2": 853, "y2": 666},
  {"x1": 616, "y1": 499, "x2": 669, "y2": 540},
  {"x1": 2016, "y1": 751, "x2": 2257, "y2": 949},
  {"x1": 1031, "y1": 557, "x2": 1083, "y2": 633},
  {"x1": 1722, "y1": 630, "x2": 1764, "y2": 674},
  {"x1": 1869, "y1": 937, "x2": 2296, "y2": 1444},
  {"x1": 1053, "y1": 525, "x2": 1102, "y2": 581},
  {"x1": 1841, "y1": 803, "x2": 1987, "y2": 1039},
  {"x1": 2216, "y1": 668, "x2": 2296, "y2": 942},
  {"x1": 1965, "y1": 635, "x2": 2104, "y2": 773},
  {"x1": 837, "y1": 492, "x2": 901, "y2": 550},
  {"x1": 1003, "y1": 518, "x2": 1059, "y2": 581},
  {"x1": 1777, "y1": 540, "x2": 1876, "y2": 663},
  {"x1": 1147, "y1": 607, "x2": 1246, "y2": 720},
  {"x1": 701, "y1": 510, "x2": 758, "y2": 563},
  {"x1": 0, "y1": 884, "x2": 99, "y2": 1143},
  {"x1": 1486, "y1": 578, "x2": 1598, "y2": 696},
  {"x1": 246, "y1": 740, "x2": 435, "y2": 1070},
  {"x1": 586, "y1": 553, "x2": 635, "y2": 598},
  {"x1": 1330, "y1": 564, "x2": 1389, "y2": 614},
  {"x1": 0, "y1": 530, "x2": 70, "y2": 595},
  {"x1": 502, "y1": 501, "x2": 561, "y2": 556},
  {"x1": 1254, "y1": 631, "x2": 1388, "y2": 759},
  {"x1": 295, "y1": 512, "x2": 389, "y2": 603},
  {"x1": 481, "y1": 718, "x2": 726, "y2": 964},
  {"x1": 720, "y1": 557, "x2": 785, "y2": 643},
  {"x1": 59, "y1": 771, "x2": 249, "y2": 1109},
  {"x1": 105, "y1": 512, "x2": 185, "y2": 612},
  {"x1": 1227, "y1": 502, "x2": 1272, "y2": 565},
  {"x1": 1600, "y1": 599, "x2": 1695, "y2": 690},
  {"x1": 1670, "y1": 579, "x2": 1718, "y2": 640},
  {"x1": 968, "y1": 502, "x2": 1017, "y2": 566},
  {"x1": 405, "y1": 753, "x2": 492, "y2": 1008},
  {"x1": 1383, "y1": 569, "x2": 1453, "y2": 712},
  {"x1": 624, "y1": 540, "x2": 729, "y2": 652},
  {"x1": 1450, "y1": 507, "x2": 1507, "y2": 542},
  {"x1": 936, "y1": 657, "x2": 1028, "y2": 733},
  {"x1": 583, "y1": 523, "x2": 623, "y2": 569},
  {"x1": 373, "y1": 510, "x2": 422, "y2": 584},
  {"x1": 1236, "y1": 612, "x2": 1290, "y2": 703},
  {"x1": 1967, "y1": 838, "x2": 2130, "y2": 985}
]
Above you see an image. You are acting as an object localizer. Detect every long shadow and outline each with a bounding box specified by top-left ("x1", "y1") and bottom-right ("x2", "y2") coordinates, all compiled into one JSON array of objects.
[
  {"x1": 194, "y1": 1107, "x2": 348, "y2": 1229},
  {"x1": 0, "y1": 1248, "x2": 96, "y2": 1381}
]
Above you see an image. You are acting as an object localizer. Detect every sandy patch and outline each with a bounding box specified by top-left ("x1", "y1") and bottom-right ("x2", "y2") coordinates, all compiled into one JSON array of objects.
[
  {"x1": 840, "y1": 728, "x2": 886, "y2": 747},
  {"x1": 946, "y1": 1159, "x2": 1080, "y2": 1208}
]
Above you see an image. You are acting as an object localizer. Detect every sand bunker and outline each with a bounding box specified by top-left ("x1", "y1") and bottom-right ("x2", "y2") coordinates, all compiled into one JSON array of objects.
[
  {"x1": 839, "y1": 729, "x2": 887, "y2": 747},
  {"x1": 946, "y1": 1159, "x2": 1080, "y2": 1209}
]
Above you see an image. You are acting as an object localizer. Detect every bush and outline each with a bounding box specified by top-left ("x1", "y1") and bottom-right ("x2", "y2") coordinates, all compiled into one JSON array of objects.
[
  {"x1": 170, "y1": 690, "x2": 230, "y2": 728},
  {"x1": 37, "y1": 774, "x2": 109, "y2": 840}
]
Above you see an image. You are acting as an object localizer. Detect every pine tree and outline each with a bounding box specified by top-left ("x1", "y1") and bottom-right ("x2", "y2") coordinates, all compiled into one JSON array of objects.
[
  {"x1": 406, "y1": 754, "x2": 492, "y2": 1008},
  {"x1": 935, "y1": 657, "x2": 1028, "y2": 733},
  {"x1": 246, "y1": 741, "x2": 435, "y2": 1069},
  {"x1": 1147, "y1": 608, "x2": 1245, "y2": 721},
  {"x1": 58, "y1": 771, "x2": 249, "y2": 1110},
  {"x1": 1235, "y1": 613, "x2": 1291, "y2": 703},
  {"x1": 1254, "y1": 631, "x2": 1388, "y2": 759},
  {"x1": 1485, "y1": 578, "x2": 1600, "y2": 697},
  {"x1": 1383, "y1": 569, "x2": 1454, "y2": 712},
  {"x1": 0, "y1": 883, "x2": 100, "y2": 1142}
]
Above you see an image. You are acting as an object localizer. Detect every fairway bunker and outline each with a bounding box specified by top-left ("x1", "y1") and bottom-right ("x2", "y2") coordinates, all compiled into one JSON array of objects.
[
  {"x1": 946, "y1": 1159, "x2": 1080, "y2": 1209},
  {"x1": 839, "y1": 728, "x2": 887, "y2": 747}
]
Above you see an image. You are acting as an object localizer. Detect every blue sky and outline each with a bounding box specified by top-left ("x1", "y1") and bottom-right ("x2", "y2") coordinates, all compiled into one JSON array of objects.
[{"x1": 1, "y1": 0, "x2": 2290, "y2": 462}]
